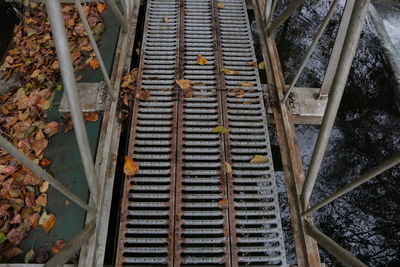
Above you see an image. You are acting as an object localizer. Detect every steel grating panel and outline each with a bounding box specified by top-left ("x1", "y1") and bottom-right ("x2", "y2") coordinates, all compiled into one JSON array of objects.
[
  {"x1": 174, "y1": 0, "x2": 230, "y2": 265},
  {"x1": 116, "y1": 0, "x2": 179, "y2": 265},
  {"x1": 117, "y1": 0, "x2": 286, "y2": 265},
  {"x1": 217, "y1": 0, "x2": 286, "y2": 265}
]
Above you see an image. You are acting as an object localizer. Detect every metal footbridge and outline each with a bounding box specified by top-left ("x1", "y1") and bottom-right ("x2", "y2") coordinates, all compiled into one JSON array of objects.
[
  {"x1": 3, "y1": 0, "x2": 399, "y2": 266},
  {"x1": 116, "y1": 0, "x2": 286, "y2": 265}
]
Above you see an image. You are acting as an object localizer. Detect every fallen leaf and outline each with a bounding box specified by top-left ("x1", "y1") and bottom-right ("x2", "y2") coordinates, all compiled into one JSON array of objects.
[
  {"x1": 225, "y1": 162, "x2": 233, "y2": 174},
  {"x1": 247, "y1": 61, "x2": 257, "y2": 68},
  {"x1": 258, "y1": 61, "x2": 265, "y2": 70},
  {"x1": 7, "y1": 227, "x2": 28, "y2": 245},
  {"x1": 84, "y1": 112, "x2": 99, "y2": 122},
  {"x1": 197, "y1": 54, "x2": 208, "y2": 65},
  {"x1": 35, "y1": 193, "x2": 48, "y2": 207},
  {"x1": 250, "y1": 155, "x2": 269, "y2": 163},
  {"x1": 221, "y1": 68, "x2": 240, "y2": 75},
  {"x1": 96, "y1": 3, "x2": 107, "y2": 13},
  {"x1": 24, "y1": 248, "x2": 35, "y2": 263},
  {"x1": 88, "y1": 57, "x2": 100, "y2": 70},
  {"x1": 51, "y1": 240, "x2": 65, "y2": 254},
  {"x1": 40, "y1": 159, "x2": 51, "y2": 168},
  {"x1": 193, "y1": 82, "x2": 206, "y2": 86},
  {"x1": 28, "y1": 213, "x2": 40, "y2": 229},
  {"x1": 36, "y1": 247, "x2": 49, "y2": 263},
  {"x1": 241, "y1": 82, "x2": 254, "y2": 87},
  {"x1": 219, "y1": 199, "x2": 228, "y2": 206},
  {"x1": 124, "y1": 156, "x2": 139, "y2": 176},
  {"x1": 42, "y1": 213, "x2": 56, "y2": 233},
  {"x1": 0, "y1": 232, "x2": 7, "y2": 244},
  {"x1": 32, "y1": 129, "x2": 48, "y2": 157},
  {"x1": 163, "y1": 17, "x2": 169, "y2": 23},
  {"x1": 39, "y1": 181, "x2": 50, "y2": 193},
  {"x1": 135, "y1": 90, "x2": 150, "y2": 100},
  {"x1": 212, "y1": 126, "x2": 229, "y2": 134},
  {"x1": 2, "y1": 247, "x2": 23, "y2": 260},
  {"x1": 217, "y1": 2, "x2": 224, "y2": 8},
  {"x1": 176, "y1": 79, "x2": 191, "y2": 90}
]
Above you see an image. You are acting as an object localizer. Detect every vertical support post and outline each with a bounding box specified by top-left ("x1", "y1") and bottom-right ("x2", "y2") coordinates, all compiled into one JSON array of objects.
[
  {"x1": 45, "y1": 0, "x2": 99, "y2": 206},
  {"x1": 266, "y1": 0, "x2": 278, "y2": 28},
  {"x1": 74, "y1": 0, "x2": 116, "y2": 100},
  {"x1": 300, "y1": 0, "x2": 371, "y2": 209},
  {"x1": 104, "y1": 0, "x2": 128, "y2": 32},
  {"x1": 267, "y1": 0, "x2": 306, "y2": 34},
  {"x1": 281, "y1": 0, "x2": 340, "y2": 103},
  {"x1": 318, "y1": 0, "x2": 356, "y2": 100}
]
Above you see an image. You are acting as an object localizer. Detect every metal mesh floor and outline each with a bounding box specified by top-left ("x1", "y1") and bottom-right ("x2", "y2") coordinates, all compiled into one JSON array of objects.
[{"x1": 117, "y1": 0, "x2": 286, "y2": 265}]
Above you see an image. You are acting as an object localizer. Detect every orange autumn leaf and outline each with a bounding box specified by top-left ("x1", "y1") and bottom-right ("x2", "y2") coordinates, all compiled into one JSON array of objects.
[
  {"x1": 176, "y1": 79, "x2": 191, "y2": 90},
  {"x1": 124, "y1": 156, "x2": 139, "y2": 176},
  {"x1": 221, "y1": 68, "x2": 240, "y2": 75},
  {"x1": 51, "y1": 240, "x2": 65, "y2": 254},
  {"x1": 88, "y1": 58, "x2": 100, "y2": 70},
  {"x1": 96, "y1": 3, "x2": 107, "y2": 13},
  {"x1": 42, "y1": 213, "x2": 56, "y2": 233},
  {"x1": 241, "y1": 82, "x2": 254, "y2": 87},
  {"x1": 40, "y1": 158, "x2": 51, "y2": 168},
  {"x1": 84, "y1": 112, "x2": 99, "y2": 122},
  {"x1": 219, "y1": 199, "x2": 228, "y2": 206}
]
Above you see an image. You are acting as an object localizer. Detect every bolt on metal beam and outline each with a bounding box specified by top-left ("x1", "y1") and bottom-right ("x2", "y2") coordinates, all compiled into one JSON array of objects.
[
  {"x1": 305, "y1": 221, "x2": 367, "y2": 267},
  {"x1": 302, "y1": 152, "x2": 400, "y2": 216},
  {"x1": 0, "y1": 134, "x2": 95, "y2": 213},
  {"x1": 267, "y1": 0, "x2": 306, "y2": 34},
  {"x1": 300, "y1": 0, "x2": 371, "y2": 210},
  {"x1": 74, "y1": 0, "x2": 116, "y2": 101},
  {"x1": 104, "y1": 0, "x2": 128, "y2": 32},
  {"x1": 281, "y1": 0, "x2": 340, "y2": 104},
  {"x1": 45, "y1": 0, "x2": 99, "y2": 206}
]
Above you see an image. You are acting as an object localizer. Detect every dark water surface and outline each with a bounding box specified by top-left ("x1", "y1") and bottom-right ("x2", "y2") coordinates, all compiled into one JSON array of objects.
[{"x1": 257, "y1": 0, "x2": 400, "y2": 265}]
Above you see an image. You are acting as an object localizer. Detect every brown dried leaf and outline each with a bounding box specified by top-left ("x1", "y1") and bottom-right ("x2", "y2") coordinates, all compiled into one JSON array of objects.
[
  {"x1": 225, "y1": 162, "x2": 233, "y2": 174},
  {"x1": 176, "y1": 79, "x2": 191, "y2": 90},
  {"x1": 197, "y1": 54, "x2": 208, "y2": 65},
  {"x1": 250, "y1": 155, "x2": 269, "y2": 163},
  {"x1": 84, "y1": 112, "x2": 99, "y2": 122},
  {"x1": 221, "y1": 68, "x2": 240, "y2": 75}
]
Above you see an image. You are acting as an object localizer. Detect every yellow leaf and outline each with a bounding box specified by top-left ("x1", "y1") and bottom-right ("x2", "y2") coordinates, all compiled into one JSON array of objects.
[
  {"x1": 124, "y1": 156, "x2": 139, "y2": 176},
  {"x1": 197, "y1": 54, "x2": 208, "y2": 65},
  {"x1": 212, "y1": 126, "x2": 229, "y2": 134},
  {"x1": 258, "y1": 61, "x2": 265, "y2": 70},
  {"x1": 217, "y1": 2, "x2": 224, "y2": 8},
  {"x1": 40, "y1": 181, "x2": 49, "y2": 193},
  {"x1": 35, "y1": 193, "x2": 47, "y2": 207},
  {"x1": 221, "y1": 68, "x2": 240, "y2": 75},
  {"x1": 18, "y1": 111, "x2": 29, "y2": 121},
  {"x1": 225, "y1": 162, "x2": 233, "y2": 174},
  {"x1": 250, "y1": 155, "x2": 269, "y2": 163},
  {"x1": 24, "y1": 248, "x2": 35, "y2": 263},
  {"x1": 176, "y1": 79, "x2": 192, "y2": 90},
  {"x1": 240, "y1": 82, "x2": 253, "y2": 87},
  {"x1": 97, "y1": 3, "x2": 107, "y2": 13},
  {"x1": 163, "y1": 17, "x2": 169, "y2": 23}
]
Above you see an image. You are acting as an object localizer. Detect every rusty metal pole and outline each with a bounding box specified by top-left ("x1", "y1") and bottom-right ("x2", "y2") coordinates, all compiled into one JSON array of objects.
[{"x1": 300, "y1": 0, "x2": 371, "y2": 210}]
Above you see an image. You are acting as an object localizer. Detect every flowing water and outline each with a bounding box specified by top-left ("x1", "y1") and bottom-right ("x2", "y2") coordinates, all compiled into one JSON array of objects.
[{"x1": 258, "y1": 0, "x2": 400, "y2": 265}]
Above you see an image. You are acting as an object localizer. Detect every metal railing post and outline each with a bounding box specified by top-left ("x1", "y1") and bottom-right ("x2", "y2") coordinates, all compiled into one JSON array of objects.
[
  {"x1": 266, "y1": 0, "x2": 278, "y2": 28},
  {"x1": 45, "y1": 0, "x2": 100, "y2": 206},
  {"x1": 300, "y1": 0, "x2": 371, "y2": 209},
  {"x1": 302, "y1": 152, "x2": 400, "y2": 216},
  {"x1": 74, "y1": 0, "x2": 116, "y2": 100},
  {"x1": 0, "y1": 135, "x2": 95, "y2": 213},
  {"x1": 104, "y1": 0, "x2": 128, "y2": 32},
  {"x1": 267, "y1": 0, "x2": 306, "y2": 34},
  {"x1": 319, "y1": 0, "x2": 356, "y2": 100},
  {"x1": 305, "y1": 221, "x2": 367, "y2": 267},
  {"x1": 281, "y1": 0, "x2": 340, "y2": 104}
]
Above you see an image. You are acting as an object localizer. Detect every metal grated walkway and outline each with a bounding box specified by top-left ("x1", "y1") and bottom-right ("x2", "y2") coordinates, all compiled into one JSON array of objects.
[{"x1": 117, "y1": 0, "x2": 286, "y2": 265}]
